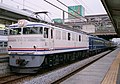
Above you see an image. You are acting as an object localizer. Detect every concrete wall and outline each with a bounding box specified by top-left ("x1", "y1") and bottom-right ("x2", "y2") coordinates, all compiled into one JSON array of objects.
[{"x1": 82, "y1": 24, "x2": 95, "y2": 33}]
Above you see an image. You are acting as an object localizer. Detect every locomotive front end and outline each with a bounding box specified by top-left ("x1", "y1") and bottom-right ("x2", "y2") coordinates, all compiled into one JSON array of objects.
[{"x1": 8, "y1": 20, "x2": 45, "y2": 73}]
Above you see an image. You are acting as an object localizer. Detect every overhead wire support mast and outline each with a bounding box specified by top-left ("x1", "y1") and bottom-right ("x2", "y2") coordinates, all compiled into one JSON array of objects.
[
  {"x1": 56, "y1": 0, "x2": 86, "y2": 19},
  {"x1": 44, "y1": 0, "x2": 81, "y2": 20}
]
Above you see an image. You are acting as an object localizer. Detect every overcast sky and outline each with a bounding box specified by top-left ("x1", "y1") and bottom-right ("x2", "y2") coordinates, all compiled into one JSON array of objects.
[{"x1": 2, "y1": 0, "x2": 107, "y2": 20}]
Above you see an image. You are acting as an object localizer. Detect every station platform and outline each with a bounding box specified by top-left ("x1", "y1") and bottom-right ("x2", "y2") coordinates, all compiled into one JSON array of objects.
[{"x1": 60, "y1": 48, "x2": 120, "y2": 84}]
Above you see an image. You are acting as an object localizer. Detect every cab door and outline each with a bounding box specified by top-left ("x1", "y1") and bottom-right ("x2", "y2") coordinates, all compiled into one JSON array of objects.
[
  {"x1": 44, "y1": 27, "x2": 54, "y2": 52},
  {"x1": 44, "y1": 27, "x2": 49, "y2": 51},
  {"x1": 49, "y1": 28, "x2": 54, "y2": 51}
]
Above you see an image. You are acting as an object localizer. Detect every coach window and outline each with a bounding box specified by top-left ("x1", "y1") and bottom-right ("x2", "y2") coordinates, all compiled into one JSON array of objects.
[
  {"x1": 68, "y1": 33, "x2": 70, "y2": 40},
  {"x1": 44, "y1": 28, "x2": 49, "y2": 38},
  {"x1": 79, "y1": 35, "x2": 81, "y2": 41}
]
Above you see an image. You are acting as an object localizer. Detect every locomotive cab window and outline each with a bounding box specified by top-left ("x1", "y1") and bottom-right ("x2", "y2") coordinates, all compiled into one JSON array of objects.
[
  {"x1": 44, "y1": 28, "x2": 49, "y2": 38},
  {"x1": 23, "y1": 27, "x2": 40, "y2": 34},
  {"x1": 9, "y1": 28, "x2": 21, "y2": 35},
  {"x1": 39, "y1": 27, "x2": 43, "y2": 34}
]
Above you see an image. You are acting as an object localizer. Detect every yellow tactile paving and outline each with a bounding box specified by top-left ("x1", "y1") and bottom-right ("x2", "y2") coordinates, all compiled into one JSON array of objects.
[{"x1": 101, "y1": 52, "x2": 120, "y2": 84}]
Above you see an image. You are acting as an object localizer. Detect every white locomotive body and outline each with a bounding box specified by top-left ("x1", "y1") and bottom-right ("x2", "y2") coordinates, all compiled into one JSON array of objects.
[{"x1": 8, "y1": 19, "x2": 106, "y2": 73}]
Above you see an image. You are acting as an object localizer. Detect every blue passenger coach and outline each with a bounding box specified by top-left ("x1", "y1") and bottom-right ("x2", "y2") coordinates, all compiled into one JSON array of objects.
[{"x1": 89, "y1": 36, "x2": 108, "y2": 54}]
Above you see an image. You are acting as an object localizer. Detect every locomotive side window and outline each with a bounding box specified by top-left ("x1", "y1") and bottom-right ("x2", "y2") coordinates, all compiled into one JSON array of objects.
[
  {"x1": 68, "y1": 33, "x2": 70, "y2": 40},
  {"x1": 51, "y1": 29, "x2": 53, "y2": 39},
  {"x1": 56, "y1": 30, "x2": 61, "y2": 39},
  {"x1": 44, "y1": 28, "x2": 49, "y2": 38},
  {"x1": 62, "y1": 31, "x2": 66, "y2": 40},
  {"x1": 79, "y1": 35, "x2": 81, "y2": 41},
  {"x1": 72, "y1": 33, "x2": 75, "y2": 41},
  {"x1": 76, "y1": 34, "x2": 78, "y2": 41}
]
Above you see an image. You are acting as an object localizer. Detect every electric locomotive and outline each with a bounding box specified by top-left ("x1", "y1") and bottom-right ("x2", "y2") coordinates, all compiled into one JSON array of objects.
[{"x1": 8, "y1": 19, "x2": 113, "y2": 73}]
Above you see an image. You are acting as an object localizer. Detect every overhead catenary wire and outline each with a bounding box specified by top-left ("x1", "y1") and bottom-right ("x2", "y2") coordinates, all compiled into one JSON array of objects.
[
  {"x1": 44, "y1": 0, "x2": 83, "y2": 20},
  {"x1": 56, "y1": 0, "x2": 86, "y2": 19},
  {"x1": 23, "y1": 0, "x2": 61, "y2": 19},
  {"x1": 9, "y1": 0, "x2": 44, "y2": 21},
  {"x1": 10, "y1": 0, "x2": 57, "y2": 22}
]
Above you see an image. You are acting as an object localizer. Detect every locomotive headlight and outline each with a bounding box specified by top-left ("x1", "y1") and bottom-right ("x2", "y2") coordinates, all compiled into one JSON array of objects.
[{"x1": 18, "y1": 19, "x2": 27, "y2": 27}]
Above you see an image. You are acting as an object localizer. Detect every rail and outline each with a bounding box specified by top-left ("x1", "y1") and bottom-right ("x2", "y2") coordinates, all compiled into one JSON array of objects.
[
  {"x1": 0, "y1": 74, "x2": 29, "y2": 84},
  {"x1": 0, "y1": 55, "x2": 9, "y2": 63}
]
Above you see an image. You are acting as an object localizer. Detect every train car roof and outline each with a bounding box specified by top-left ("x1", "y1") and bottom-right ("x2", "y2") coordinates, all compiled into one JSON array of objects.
[
  {"x1": 8, "y1": 19, "x2": 90, "y2": 35},
  {"x1": 89, "y1": 35, "x2": 108, "y2": 41}
]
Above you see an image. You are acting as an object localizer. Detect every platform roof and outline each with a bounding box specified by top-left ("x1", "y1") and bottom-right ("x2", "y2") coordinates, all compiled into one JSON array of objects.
[
  {"x1": 101, "y1": 0, "x2": 120, "y2": 36},
  {"x1": 0, "y1": 3, "x2": 39, "y2": 22}
]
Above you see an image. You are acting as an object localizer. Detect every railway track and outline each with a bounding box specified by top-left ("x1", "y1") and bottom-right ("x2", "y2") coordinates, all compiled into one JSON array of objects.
[
  {"x1": 0, "y1": 49, "x2": 115, "y2": 84},
  {"x1": 0, "y1": 74, "x2": 29, "y2": 84},
  {"x1": 0, "y1": 56, "x2": 9, "y2": 63},
  {"x1": 22, "y1": 50, "x2": 114, "y2": 84},
  {"x1": 52, "y1": 50, "x2": 113, "y2": 84}
]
